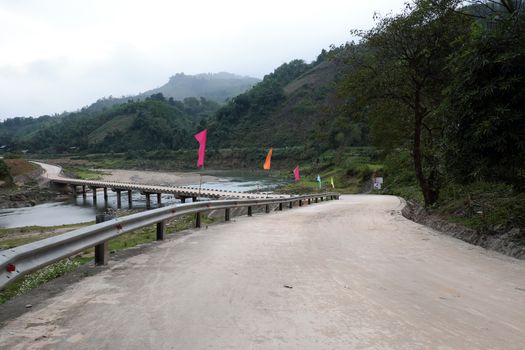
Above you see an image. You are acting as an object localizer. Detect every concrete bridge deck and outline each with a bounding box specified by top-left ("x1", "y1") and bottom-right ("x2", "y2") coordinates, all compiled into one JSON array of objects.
[
  {"x1": 51, "y1": 176, "x2": 287, "y2": 200},
  {"x1": 1, "y1": 195, "x2": 524, "y2": 349}
]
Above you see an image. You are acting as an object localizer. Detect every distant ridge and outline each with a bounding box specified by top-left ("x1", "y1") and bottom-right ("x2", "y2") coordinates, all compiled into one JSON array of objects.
[
  {"x1": 140, "y1": 72, "x2": 260, "y2": 102},
  {"x1": 85, "y1": 72, "x2": 260, "y2": 112}
]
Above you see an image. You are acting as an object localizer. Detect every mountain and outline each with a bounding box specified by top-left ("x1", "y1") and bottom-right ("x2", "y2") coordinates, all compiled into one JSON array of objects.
[
  {"x1": 84, "y1": 72, "x2": 260, "y2": 113},
  {"x1": 140, "y1": 72, "x2": 260, "y2": 103},
  {"x1": 0, "y1": 47, "x2": 366, "y2": 156}
]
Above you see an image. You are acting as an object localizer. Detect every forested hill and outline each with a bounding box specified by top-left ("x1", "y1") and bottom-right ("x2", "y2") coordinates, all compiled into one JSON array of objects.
[
  {"x1": 0, "y1": 47, "x2": 366, "y2": 155},
  {"x1": 0, "y1": 96, "x2": 219, "y2": 153},
  {"x1": 207, "y1": 50, "x2": 367, "y2": 151}
]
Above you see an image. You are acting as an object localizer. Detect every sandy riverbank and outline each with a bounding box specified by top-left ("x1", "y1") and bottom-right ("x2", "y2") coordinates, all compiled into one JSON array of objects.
[{"x1": 96, "y1": 168, "x2": 220, "y2": 186}]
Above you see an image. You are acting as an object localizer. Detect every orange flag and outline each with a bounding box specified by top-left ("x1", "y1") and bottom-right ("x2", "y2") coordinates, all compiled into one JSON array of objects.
[{"x1": 263, "y1": 148, "x2": 273, "y2": 170}]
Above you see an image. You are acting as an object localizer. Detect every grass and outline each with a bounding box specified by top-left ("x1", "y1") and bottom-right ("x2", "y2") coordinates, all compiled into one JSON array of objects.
[{"x1": 63, "y1": 166, "x2": 108, "y2": 180}]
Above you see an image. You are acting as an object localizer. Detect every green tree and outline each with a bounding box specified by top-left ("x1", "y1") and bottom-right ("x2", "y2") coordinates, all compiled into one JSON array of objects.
[
  {"x1": 339, "y1": 0, "x2": 471, "y2": 206},
  {"x1": 443, "y1": 1, "x2": 525, "y2": 189}
]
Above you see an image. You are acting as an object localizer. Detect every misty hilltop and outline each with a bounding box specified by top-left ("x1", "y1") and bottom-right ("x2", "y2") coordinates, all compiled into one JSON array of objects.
[
  {"x1": 84, "y1": 72, "x2": 260, "y2": 113},
  {"x1": 140, "y1": 72, "x2": 261, "y2": 103}
]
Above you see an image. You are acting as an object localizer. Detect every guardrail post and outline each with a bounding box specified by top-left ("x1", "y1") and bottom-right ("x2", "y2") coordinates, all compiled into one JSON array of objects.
[
  {"x1": 279, "y1": 203, "x2": 283, "y2": 211},
  {"x1": 156, "y1": 220, "x2": 165, "y2": 240},
  {"x1": 265, "y1": 204, "x2": 270, "y2": 213},
  {"x1": 195, "y1": 212, "x2": 201, "y2": 228},
  {"x1": 248, "y1": 206, "x2": 252, "y2": 216},
  {"x1": 225, "y1": 208, "x2": 230, "y2": 221},
  {"x1": 128, "y1": 190, "x2": 132, "y2": 208},
  {"x1": 95, "y1": 214, "x2": 113, "y2": 265}
]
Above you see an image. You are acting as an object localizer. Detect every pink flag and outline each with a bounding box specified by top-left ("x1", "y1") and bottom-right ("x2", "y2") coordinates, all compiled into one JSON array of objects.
[
  {"x1": 293, "y1": 165, "x2": 300, "y2": 182},
  {"x1": 194, "y1": 129, "x2": 207, "y2": 168}
]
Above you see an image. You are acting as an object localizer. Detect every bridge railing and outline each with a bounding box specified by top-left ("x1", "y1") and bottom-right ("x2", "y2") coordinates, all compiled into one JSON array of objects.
[{"x1": 0, "y1": 192, "x2": 339, "y2": 290}]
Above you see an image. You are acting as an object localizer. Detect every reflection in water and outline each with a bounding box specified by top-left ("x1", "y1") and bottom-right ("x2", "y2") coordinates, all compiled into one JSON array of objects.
[{"x1": 0, "y1": 176, "x2": 287, "y2": 228}]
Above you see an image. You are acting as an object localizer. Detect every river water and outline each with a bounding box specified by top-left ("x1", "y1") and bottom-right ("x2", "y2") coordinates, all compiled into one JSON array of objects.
[{"x1": 0, "y1": 174, "x2": 287, "y2": 228}]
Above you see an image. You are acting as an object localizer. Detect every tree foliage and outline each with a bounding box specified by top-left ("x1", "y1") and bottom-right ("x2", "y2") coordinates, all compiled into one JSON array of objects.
[{"x1": 339, "y1": 0, "x2": 471, "y2": 206}]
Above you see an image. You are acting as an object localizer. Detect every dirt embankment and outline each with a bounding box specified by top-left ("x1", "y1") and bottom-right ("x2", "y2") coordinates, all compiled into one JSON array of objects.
[
  {"x1": 0, "y1": 160, "x2": 65, "y2": 209},
  {"x1": 402, "y1": 200, "x2": 525, "y2": 260}
]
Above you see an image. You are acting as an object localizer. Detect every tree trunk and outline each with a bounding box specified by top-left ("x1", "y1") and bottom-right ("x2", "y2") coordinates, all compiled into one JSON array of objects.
[{"x1": 413, "y1": 89, "x2": 438, "y2": 207}]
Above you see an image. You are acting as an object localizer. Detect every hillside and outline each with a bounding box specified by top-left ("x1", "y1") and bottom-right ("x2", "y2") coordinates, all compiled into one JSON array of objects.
[
  {"x1": 208, "y1": 49, "x2": 367, "y2": 151},
  {"x1": 0, "y1": 96, "x2": 219, "y2": 153}
]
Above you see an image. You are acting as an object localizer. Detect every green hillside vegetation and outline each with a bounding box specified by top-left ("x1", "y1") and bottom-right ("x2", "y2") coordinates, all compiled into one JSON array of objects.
[
  {"x1": 1, "y1": 95, "x2": 219, "y2": 153},
  {"x1": 337, "y1": 0, "x2": 524, "y2": 236},
  {"x1": 207, "y1": 50, "x2": 368, "y2": 151}
]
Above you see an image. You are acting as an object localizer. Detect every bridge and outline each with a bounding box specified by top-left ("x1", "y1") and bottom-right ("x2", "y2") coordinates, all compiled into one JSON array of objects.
[{"x1": 50, "y1": 176, "x2": 288, "y2": 209}]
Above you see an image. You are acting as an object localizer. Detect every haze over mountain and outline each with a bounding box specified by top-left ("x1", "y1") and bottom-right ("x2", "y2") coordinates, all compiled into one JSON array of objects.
[
  {"x1": 140, "y1": 72, "x2": 260, "y2": 102},
  {"x1": 85, "y1": 72, "x2": 260, "y2": 113}
]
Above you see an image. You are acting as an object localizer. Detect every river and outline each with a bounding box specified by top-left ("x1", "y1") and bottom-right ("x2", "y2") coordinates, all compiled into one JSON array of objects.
[{"x1": 0, "y1": 170, "x2": 288, "y2": 228}]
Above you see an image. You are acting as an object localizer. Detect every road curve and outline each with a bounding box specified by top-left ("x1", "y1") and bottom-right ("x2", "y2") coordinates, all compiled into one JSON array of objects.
[{"x1": 1, "y1": 195, "x2": 524, "y2": 349}]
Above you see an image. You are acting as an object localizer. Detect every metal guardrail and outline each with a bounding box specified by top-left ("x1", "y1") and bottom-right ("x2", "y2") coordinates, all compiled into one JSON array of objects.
[{"x1": 0, "y1": 193, "x2": 339, "y2": 290}]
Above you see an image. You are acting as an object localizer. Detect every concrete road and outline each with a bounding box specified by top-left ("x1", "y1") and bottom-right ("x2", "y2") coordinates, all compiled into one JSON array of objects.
[{"x1": 1, "y1": 195, "x2": 524, "y2": 349}]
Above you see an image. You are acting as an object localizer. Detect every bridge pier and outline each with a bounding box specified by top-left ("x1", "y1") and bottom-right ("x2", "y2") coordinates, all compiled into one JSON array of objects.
[
  {"x1": 225, "y1": 208, "x2": 231, "y2": 221},
  {"x1": 145, "y1": 193, "x2": 151, "y2": 209},
  {"x1": 248, "y1": 206, "x2": 252, "y2": 216},
  {"x1": 279, "y1": 203, "x2": 283, "y2": 211},
  {"x1": 179, "y1": 197, "x2": 186, "y2": 203},
  {"x1": 289, "y1": 201, "x2": 293, "y2": 209},
  {"x1": 308, "y1": 198, "x2": 311, "y2": 205},
  {"x1": 82, "y1": 185, "x2": 86, "y2": 198},
  {"x1": 70, "y1": 185, "x2": 77, "y2": 196},
  {"x1": 192, "y1": 196, "x2": 197, "y2": 202},
  {"x1": 157, "y1": 193, "x2": 162, "y2": 206},
  {"x1": 265, "y1": 204, "x2": 270, "y2": 213},
  {"x1": 128, "y1": 190, "x2": 133, "y2": 208},
  {"x1": 116, "y1": 190, "x2": 122, "y2": 208},
  {"x1": 91, "y1": 187, "x2": 97, "y2": 204},
  {"x1": 103, "y1": 187, "x2": 108, "y2": 202},
  {"x1": 299, "y1": 200, "x2": 303, "y2": 207},
  {"x1": 315, "y1": 197, "x2": 318, "y2": 203}
]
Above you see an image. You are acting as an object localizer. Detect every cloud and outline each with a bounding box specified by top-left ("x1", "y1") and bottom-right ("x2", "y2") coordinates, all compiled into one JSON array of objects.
[{"x1": 0, "y1": 0, "x2": 408, "y2": 118}]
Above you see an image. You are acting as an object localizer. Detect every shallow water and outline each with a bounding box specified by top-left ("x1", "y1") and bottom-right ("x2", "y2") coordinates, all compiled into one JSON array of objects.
[{"x1": 0, "y1": 175, "x2": 288, "y2": 228}]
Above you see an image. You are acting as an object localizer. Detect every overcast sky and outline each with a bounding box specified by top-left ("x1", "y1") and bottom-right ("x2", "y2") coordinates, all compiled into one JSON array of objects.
[{"x1": 0, "y1": 0, "x2": 407, "y2": 119}]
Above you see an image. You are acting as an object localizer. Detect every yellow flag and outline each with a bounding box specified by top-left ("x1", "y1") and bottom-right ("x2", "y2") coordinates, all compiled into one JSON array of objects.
[
  {"x1": 330, "y1": 176, "x2": 335, "y2": 188},
  {"x1": 263, "y1": 148, "x2": 272, "y2": 170}
]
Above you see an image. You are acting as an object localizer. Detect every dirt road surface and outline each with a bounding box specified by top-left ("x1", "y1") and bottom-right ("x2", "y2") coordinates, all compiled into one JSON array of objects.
[{"x1": 1, "y1": 195, "x2": 524, "y2": 349}]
